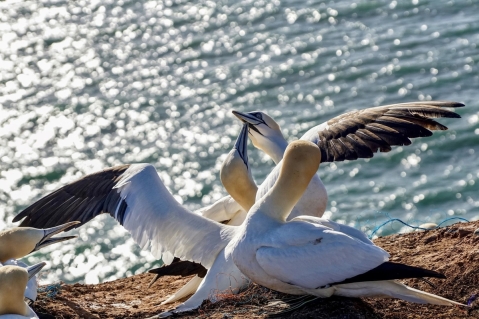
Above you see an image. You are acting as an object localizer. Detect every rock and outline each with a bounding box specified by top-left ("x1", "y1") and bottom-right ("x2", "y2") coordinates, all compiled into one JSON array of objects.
[
  {"x1": 423, "y1": 234, "x2": 438, "y2": 244},
  {"x1": 457, "y1": 228, "x2": 474, "y2": 238},
  {"x1": 474, "y1": 228, "x2": 479, "y2": 236},
  {"x1": 416, "y1": 223, "x2": 438, "y2": 231}
]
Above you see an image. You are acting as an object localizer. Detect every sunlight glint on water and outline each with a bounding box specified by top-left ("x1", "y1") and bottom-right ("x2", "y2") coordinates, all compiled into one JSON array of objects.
[{"x1": 0, "y1": 0, "x2": 478, "y2": 284}]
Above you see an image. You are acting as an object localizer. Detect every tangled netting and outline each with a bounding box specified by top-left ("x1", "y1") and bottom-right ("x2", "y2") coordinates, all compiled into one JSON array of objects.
[
  {"x1": 38, "y1": 283, "x2": 62, "y2": 299},
  {"x1": 348, "y1": 211, "x2": 471, "y2": 239}
]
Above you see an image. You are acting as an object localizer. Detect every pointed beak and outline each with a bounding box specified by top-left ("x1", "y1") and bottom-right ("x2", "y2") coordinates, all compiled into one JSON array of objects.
[
  {"x1": 33, "y1": 221, "x2": 80, "y2": 252},
  {"x1": 232, "y1": 110, "x2": 265, "y2": 135},
  {"x1": 234, "y1": 124, "x2": 249, "y2": 169},
  {"x1": 232, "y1": 110, "x2": 263, "y2": 126},
  {"x1": 26, "y1": 262, "x2": 46, "y2": 280}
]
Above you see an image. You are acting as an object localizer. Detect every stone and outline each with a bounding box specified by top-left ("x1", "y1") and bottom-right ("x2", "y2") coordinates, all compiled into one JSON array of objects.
[{"x1": 415, "y1": 223, "x2": 438, "y2": 231}]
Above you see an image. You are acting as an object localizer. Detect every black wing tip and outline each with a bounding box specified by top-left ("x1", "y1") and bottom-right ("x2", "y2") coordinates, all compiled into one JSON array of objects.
[
  {"x1": 333, "y1": 261, "x2": 446, "y2": 286},
  {"x1": 447, "y1": 101, "x2": 465, "y2": 108},
  {"x1": 147, "y1": 260, "x2": 207, "y2": 278},
  {"x1": 11, "y1": 215, "x2": 23, "y2": 223},
  {"x1": 148, "y1": 267, "x2": 163, "y2": 274},
  {"x1": 437, "y1": 272, "x2": 447, "y2": 279},
  {"x1": 383, "y1": 261, "x2": 447, "y2": 280},
  {"x1": 416, "y1": 101, "x2": 465, "y2": 108}
]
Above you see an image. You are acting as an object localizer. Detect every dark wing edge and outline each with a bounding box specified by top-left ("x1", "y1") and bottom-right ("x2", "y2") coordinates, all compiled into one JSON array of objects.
[
  {"x1": 12, "y1": 164, "x2": 131, "y2": 230},
  {"x1": 147, "y1": 257, "x2": 208, "y2": 287},
  {"x1": 329, "y1": 261, "x2": 445, "y2": 287},
  {"x1": 314, "y1": 101, "x2": 464, "y2": 162}
]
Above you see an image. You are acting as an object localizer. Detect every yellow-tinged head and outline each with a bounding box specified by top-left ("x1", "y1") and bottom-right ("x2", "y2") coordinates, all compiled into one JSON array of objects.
[
  {"x1": 0, "y1": 228, "x2": 44, "y2": 263},
  {"x1": 0, "y1": 262, "x2": 45, "y2": 316},
  {"x1": 0, "y1": 266, "x2": 30, "y2": 316},
  {"x1": 232, "y1": 110, "x2": 287, "y2": 164},
  {"x1": 0, "y1": 221, "x2": 79, "y2": 263},
  {"x1": 221, "y1": 124, "x2": 258, "y2": 211}
]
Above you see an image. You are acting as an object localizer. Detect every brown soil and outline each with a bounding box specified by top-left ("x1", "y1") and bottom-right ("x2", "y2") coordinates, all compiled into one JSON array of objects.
[{"x1": 33, "y1": 221, "x2": 479, "y2": 319}]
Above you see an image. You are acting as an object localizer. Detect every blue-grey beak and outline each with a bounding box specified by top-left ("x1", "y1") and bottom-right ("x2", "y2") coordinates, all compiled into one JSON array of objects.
[
  {"x1": 26, "y1": 262, "x2": 46, "y2": 280},
  {"x1": 232, "y1": 110, "x2": 264, "y2": 126},
  {"x1": 33, "y1": 221, "x2": 80, "y2": 252},
  {"x1": 234, "y1": 124, "x2": 249, "y2": 169},
  {"x1": 232, "y1": 110, "x2": 266, "y2": 135}
]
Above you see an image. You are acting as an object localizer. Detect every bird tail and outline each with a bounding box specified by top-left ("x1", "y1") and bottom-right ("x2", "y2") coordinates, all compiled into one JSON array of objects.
[
  {"x1": 330, "y1": 280, "x2": 465, "y2": 306},
  {"x1": 161, "y1": 275, "x2": 203, "y2": 305}
]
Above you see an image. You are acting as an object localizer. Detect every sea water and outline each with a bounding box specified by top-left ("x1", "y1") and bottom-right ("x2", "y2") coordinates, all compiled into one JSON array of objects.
[{"x1": 0, "y1": 0, "x2": 478, "y2": 284}]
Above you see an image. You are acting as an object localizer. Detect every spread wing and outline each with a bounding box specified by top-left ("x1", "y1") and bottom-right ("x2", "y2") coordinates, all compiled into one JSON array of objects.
[
  {"x1": 13, "y1": 165, "x2": 131, "y2": 229},
  {"x1": 14, "y1": 164, "x2": 232, "y2": 267},
  {"x1": 300, "y1": 101, "x2": 464, "y2": 162},
  {"x1": 256, "y1": 221, "x2": 389, "y2": 289},
  {"x1": 196, "y1": 195, "x2": 246, "y2": 225}
]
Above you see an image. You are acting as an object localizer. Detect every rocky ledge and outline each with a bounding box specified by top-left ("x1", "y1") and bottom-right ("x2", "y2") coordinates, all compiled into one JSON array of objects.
[{"x1": 33, "y1": 221, "x2": 479, "y2": 319}]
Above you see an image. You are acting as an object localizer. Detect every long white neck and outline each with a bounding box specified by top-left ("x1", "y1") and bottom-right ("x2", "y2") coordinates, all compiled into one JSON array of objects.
[
  {"x1": 263, "y1": 134, "x2": 288, "y2": 164},
  {"x1": 220, "y1": 150, "x2": 258, "y2": 212},
  {"x1": 257, "y1": 141, "x2": 321, "y2": 222}
]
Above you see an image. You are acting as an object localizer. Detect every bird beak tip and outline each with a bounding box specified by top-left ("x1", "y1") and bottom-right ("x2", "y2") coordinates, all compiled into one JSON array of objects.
[{"x1": 26, "y1": 262, "x2": 46, "y2": 280}]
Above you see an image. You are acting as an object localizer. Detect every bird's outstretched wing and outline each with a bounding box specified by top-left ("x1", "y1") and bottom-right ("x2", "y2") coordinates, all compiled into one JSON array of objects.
[
  {"x1": 14, "y1": 164, "x2": 232, "y2": 267},
  {"x1": 300, "y1": 101, "x2": 464, "y2": 162},
  {"x1": 13, "y1": 165, "x2": 131, "y2": 230}
]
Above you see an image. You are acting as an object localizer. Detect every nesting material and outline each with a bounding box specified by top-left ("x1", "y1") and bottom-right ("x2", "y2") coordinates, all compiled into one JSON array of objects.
[{"x1": 31, "y1": 221, "x2": 479, "y2": 318}]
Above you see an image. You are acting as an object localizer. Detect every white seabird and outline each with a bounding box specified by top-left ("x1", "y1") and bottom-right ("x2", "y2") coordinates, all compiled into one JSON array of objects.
[
  {"x1": 0, "y1": 222, "x2": 79, "y2": 263},
  {"x1": 12, "y1": 101, "x2": 463, "y2": 314},
  {"x1": 232, "y1": 101, "x2": 463, "y2": 220},
  {"x1": 227, "y1": 140, "x2": 464, "y2": 306},
  {"x1": 1, "y1": 260, "x2": 40, "y2": 305},
  {"x1": 149, "y1": 123, "x2": 256, "y2": 305},
  {"x1": 13, "y1": 125, "x2": 256, "y2": 315},
  {"x1": 0, "y1": 262, "x2": 46, "y2": 319},
  {"x1": 0, "y1": 222, "x2": 78, "y2": 303}
]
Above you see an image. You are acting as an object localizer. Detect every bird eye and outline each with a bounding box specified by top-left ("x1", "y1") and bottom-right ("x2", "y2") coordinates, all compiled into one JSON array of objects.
[{"x1": 252, "y1": 112, "x2": 263, "y2": 120}]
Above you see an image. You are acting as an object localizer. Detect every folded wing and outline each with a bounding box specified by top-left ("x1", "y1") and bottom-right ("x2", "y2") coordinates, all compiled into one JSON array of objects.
[
  {"x1": 300, "y1": 101, "x2": 463, "y2": 162},
  {"x1": 256, "y1": 221, "x2": 389, "y2": 289}
]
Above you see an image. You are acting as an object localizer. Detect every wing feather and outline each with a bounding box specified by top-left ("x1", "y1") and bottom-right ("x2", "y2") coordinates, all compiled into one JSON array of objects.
[
  {"x1": 14, "y1": 164, "x2": 232, "y2": 267},
  {"x1": 256, "y1": 221, "x2": 389, "y2": 289},
  {"x1": 13, "y1": 164, "x2": 131, "y2": 228},
  {"x1": 300, "y1": 101, "x2": 463, "y2": 162},
  {"x1": 99, "y1": 164, "x2": 231, "y2": 265}
]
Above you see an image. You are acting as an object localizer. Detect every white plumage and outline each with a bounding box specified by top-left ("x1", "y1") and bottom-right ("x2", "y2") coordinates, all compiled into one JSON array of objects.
[
  {"x1": 114, "y1": 164, "x2": 234, "y2": 267},
  {"x1": 228, "y1": 140, "x2": 463, "y2": 307}
]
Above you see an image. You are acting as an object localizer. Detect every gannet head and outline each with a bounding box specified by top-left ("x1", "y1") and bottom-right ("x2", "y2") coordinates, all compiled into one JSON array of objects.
[
  {"x1": 0, "y1": 262, "x2": 45, "y2": 316},
  {"x1": 220, "y1": 124, "x2": 258, "y2": 211},
  {"x1": 0, "y1": 221, "x2": 79, "y2": 263},
  {"x1": 232, "y1": 110, "x2": 287, "y2": 163}
]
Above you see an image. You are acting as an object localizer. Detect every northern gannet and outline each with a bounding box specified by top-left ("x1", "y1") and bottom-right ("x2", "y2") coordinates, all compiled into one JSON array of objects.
[
  {"x1": 12, "y1": 101, "x2": 463, "y2": 314},
  {"x1": 148, "y1": 123, "x2": 255, "y2": 305},
  {"x1": 227, "y1": 140, "x2": 463, "y2": 306},
  {"x1": 232, "y1": 101, "x2": 463, "y2": 219},
  {"x1": 0, "y1": 222, "x2": 79, "y2": 263},
  {"x1": 0, "y1": 262, "x2": 46, "y2": 319},
  {"x1": 18, "y1": 163, "x2": 244, "y2": 315},
  {"x1": 12, "y1": 125, "x2": 255, "y2": 315},
  {"x1": 1, "y1": 260, "x2": 39, "y2": 305},
  {"x1": 0, "y1": 222, "x2": 78, "y2": 303}
]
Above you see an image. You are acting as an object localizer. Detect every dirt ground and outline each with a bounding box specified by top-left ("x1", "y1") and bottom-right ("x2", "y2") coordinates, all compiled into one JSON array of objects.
[{"x1": 32, "y1": 221, "x2": 479, "y2": 319}]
